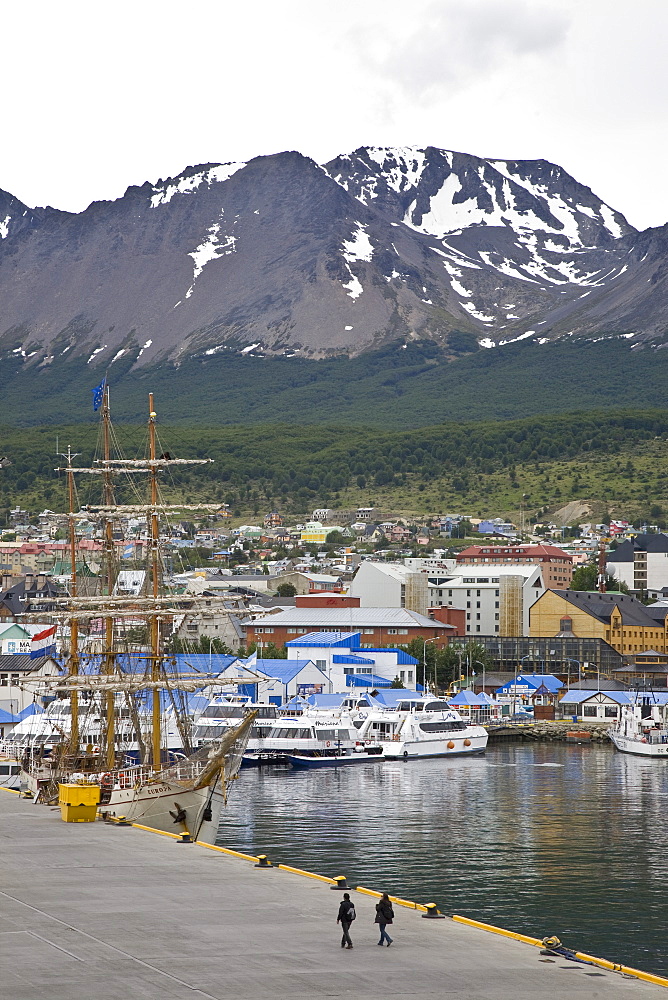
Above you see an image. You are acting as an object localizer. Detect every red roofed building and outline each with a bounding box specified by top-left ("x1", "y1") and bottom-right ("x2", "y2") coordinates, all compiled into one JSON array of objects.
[{"x1": 455, "y1": 543, "x2": 573, "y2": 589}]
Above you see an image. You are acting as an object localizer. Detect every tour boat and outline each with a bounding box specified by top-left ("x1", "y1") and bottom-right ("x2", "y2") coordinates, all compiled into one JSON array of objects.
[
  {"x1": 357, "y1": 698, "x2": 488, "y2": 760},
  {"x1": 242, "y1": 712, "x2": 380, "y2": 764}
]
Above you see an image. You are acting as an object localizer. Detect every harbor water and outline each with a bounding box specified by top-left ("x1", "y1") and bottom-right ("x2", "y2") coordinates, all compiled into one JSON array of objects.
[{"x1": 218, "y1": 742, "x2": 668, "y2": 975}]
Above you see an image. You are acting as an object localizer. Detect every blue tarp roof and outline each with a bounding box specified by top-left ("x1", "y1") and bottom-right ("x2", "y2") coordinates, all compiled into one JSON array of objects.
[
  {"x1": 448, "y1": 691, "x2": 489, "y2": 705},
  {"x1": 18, "y1": 703, "x2": 43, "y2": 719},
  {"x1": 79, "y1": 653, "x2": 239, "y2": 676},
  {"x1": 496, "y1": 673, "x2": 563, "y2": 694},
  {"x1": 285, "y1": 631, "x2": 361, "y2": 648},
  {"x1": 345, "y1": 673, "x2": 393, "y2": 688},
  {"x1": 281, "y1": 694, "x2": 313, "y2": 712},
  {"x1": 304, "y1": 693, "x2": 350, "y2": 709},
  {"x1": 359, "y1": 688, "x2": 422, "y2": 705},
  {"x1": 253, "y1": 659, "x2": 325, "y2": 684}
]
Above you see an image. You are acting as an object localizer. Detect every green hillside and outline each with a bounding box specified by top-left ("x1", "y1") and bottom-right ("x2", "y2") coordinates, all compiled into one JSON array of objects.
[
  {"x1": 1, "y1": 336, "x2": 666, "y2": 428},
  {"x1": 1, "y1": 409, "x2": 666, "y2": 525}
]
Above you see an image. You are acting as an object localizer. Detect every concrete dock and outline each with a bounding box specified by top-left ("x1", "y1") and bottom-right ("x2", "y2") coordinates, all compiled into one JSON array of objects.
[{"x1": 0, "y1": 788, "x2": 664, "y2": 1000}]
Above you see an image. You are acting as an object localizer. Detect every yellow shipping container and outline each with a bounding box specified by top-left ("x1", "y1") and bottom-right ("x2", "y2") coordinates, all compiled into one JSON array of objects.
[{"x1": 58, "y1": 783, "x2": 100, "y2": 823}]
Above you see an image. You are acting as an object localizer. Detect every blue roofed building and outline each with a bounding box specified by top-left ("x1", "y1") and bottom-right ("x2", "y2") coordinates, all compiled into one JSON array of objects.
[
  {"x1": 242, "y1": 656, "x2": 330, "y2": 705},
  {"x1": 284, "y1": 631, "x2": 419, "y2": 691},
  {"x1": 557, "y1": 688, "x2": 631, "y2": 722},
  {"x1": 495, "y1": 673, "x2": 564, "y2": 709}
]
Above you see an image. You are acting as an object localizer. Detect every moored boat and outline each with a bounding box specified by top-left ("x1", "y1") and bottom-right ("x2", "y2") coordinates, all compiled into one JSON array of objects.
[
  {"x1": 287, "y1": 746, "x2": 384, "y2": 768},
  {"x1": 358, "y1": 697, "x2": 488, "y2": 760},
  {"x1": 608, "y1": 704, "x2": 668, "y2": 758}
]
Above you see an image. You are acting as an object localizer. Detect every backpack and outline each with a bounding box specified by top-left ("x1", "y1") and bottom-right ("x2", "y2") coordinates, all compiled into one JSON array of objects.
[{"x1": 348, "y1": 905, "x2": 356, "y2": 921}]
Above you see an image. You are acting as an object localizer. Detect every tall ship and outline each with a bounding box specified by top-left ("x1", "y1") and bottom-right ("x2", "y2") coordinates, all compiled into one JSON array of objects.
[{"x1": 16, "y1": 388, "x2": 256, "y2": 842}]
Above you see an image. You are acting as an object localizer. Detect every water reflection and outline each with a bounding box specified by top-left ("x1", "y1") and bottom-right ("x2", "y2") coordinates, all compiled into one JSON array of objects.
[{"x1": 218, "y1": 744, "x2": 668, "y2": 974}]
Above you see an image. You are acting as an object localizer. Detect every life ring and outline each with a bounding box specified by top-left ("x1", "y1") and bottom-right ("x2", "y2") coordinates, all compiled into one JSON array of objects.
[
  {"x1": 326, "y1": 741, "x2": 331, "y2": 747},
  {"x1": 392, "y1": 735, "x2": 400, "y2": 741},
  {"x1": 447, "y1": 741, "x2": 455, "y2": 749},
  {"x1": 464, "y1": 739, "x2": 471, "y2": 747}
]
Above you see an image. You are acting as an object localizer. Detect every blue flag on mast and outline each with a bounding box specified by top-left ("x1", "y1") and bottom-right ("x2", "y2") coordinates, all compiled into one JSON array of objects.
[{"x1": 92, "y1": 377, "x2": 106, "y2": 411}]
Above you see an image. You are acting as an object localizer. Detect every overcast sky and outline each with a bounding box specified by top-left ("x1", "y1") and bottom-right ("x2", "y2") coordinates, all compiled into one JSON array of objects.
[{"x1": 4, "y1": 0, "x2": 667, "y2": 230}]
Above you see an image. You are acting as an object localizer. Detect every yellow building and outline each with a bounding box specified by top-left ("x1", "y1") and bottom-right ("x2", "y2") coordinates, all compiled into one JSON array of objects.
[
  {"x1": 300, "y1": 522, "x2": 345, "y2": 545},
  {"x1": 530, "y1": 589, "x2": 668, "y2": 656}
]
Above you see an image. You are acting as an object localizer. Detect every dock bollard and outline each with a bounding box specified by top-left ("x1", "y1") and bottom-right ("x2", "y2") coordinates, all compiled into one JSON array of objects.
[
  {"x1": 177, "y1": 833, "x2": 192, "y2": 844},
  {"x1": 330, "y1": 875, "x2": 349, "y2": 890},
  {"x1": 255, "y1": 854, "x2": 272, "y2": 868},
  {"x1": 422, "y1": 903, "x2": 445, "y2": 919}
]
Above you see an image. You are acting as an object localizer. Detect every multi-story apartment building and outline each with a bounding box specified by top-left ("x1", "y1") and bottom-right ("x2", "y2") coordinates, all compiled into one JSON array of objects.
[
  {"x1": 456, "y1": 543, "x2": 573, "y2": 588},
  {"x1": 606, "y1": 534, "x2": 668, "y2": 594},
  {"x1": 428, "y1": 565, "x2": 545, "y2": 637}
]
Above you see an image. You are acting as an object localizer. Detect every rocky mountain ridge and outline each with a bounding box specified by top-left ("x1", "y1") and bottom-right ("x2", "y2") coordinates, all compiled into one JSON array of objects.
[{"x1": 1, "y1": 145, "x2": 667, "y2": 375}]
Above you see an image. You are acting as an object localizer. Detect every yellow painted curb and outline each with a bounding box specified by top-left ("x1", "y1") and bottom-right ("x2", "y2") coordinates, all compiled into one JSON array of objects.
[
  {"x1": 131, "y1": 822, "x2": 183, "y2": 840},
  {"x1": 277, "y1": 863, "x2": 336, "y2": 884},
  {"x1": 356, "y1": 885, "x2": 426, "y2": 912},
  {"x1": 452, "y1": 915, "x2": 668, "y2": 989},
  {"x1": 0, "y1": 785, "x2": 20, "y2": 796},
  {"x1": 453, "y1": 914, "x2": 544, "y2": 947},
  {"x1": 195, "y1": 841, "x2": 260, "y2": 863}
]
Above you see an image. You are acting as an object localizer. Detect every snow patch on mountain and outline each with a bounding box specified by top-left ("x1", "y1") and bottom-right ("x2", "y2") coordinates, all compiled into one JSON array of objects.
[
  {"x1": 342, "y1": 224, "x2": 373, "y2": 263},
  {"x1": 343, "y1": 271, "x2": 364, "y2": 299},
  {"x1": 183, "y1": 214, "x2": 238, "y2": 300},
  {"x1": 150, "y1": 163, "x2": 245, "y2": 208},
  {"x1": 0, "y1": 215, "x2": 10, "y2": 239},
  {"x1": 365, "y1": 147, "x2": 426, "y2": 192}
]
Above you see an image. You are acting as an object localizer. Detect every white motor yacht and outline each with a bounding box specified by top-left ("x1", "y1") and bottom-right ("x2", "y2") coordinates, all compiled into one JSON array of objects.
[
  {"x1": 358, "y1": 697, "x2": 488, "y2": 759},
  {"x1": 244, "y1": 712, "x2": 375, "y2": 764}
]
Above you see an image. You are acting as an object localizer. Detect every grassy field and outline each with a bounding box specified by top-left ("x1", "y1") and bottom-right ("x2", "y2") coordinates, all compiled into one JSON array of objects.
[{"x1": 0, "y1": 411, "x2": 665, "y2": 528}]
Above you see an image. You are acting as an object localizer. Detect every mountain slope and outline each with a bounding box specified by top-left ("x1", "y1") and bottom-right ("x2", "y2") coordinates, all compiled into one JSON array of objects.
[{"x1": 1, "y1": 144, "x2": 668, "y2": 409}]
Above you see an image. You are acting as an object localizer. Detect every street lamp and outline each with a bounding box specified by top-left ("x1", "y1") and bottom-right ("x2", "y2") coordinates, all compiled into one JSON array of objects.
[
  {"x1": 564, "y1": 658, "x2": 581, "y2": 688},
  {"x1": 472, "y1": 659, "x2": 486, "y2": 696},
  {"x1": 422, "y1": 637, "x2": 437, "y2": 695}
]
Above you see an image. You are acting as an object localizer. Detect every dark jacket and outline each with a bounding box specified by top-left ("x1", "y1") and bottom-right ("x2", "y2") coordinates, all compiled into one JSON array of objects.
[
  {"x1": 375, "y1": 899, "x2": 394, "y2": 924},
  {"x1": 338, "y1": 899, "x2": 355, "y2": 923}
]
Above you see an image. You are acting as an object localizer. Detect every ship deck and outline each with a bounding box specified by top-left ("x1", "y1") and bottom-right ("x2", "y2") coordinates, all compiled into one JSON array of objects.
[{"x1": 0, "y1": 788, "x2": 664, "y2": 1000}]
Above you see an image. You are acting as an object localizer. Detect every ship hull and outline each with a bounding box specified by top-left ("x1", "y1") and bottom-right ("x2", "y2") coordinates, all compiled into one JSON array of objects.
[
  {"x1": 384, "y1": 733, "x2": 488, "y2": 760},
  {"x1": 101, "y1": 779, "x2": 225, "y2": 844},
  {"x1": 288, "y1": 751, "x2": 384, "y2": 769},
  {"x1": 608, "y1": 732, "x2": 668, "y2": 758}
]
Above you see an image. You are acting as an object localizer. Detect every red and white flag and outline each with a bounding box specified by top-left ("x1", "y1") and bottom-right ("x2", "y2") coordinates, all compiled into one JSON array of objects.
[{"x1": 30, "y1": 625, "x2": 57, "y2": 660}]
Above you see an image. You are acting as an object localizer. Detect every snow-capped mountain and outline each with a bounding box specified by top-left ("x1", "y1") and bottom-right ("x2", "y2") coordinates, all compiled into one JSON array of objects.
[{"x1": 0, "y1": 145, "x2": 666, "y2": 378}]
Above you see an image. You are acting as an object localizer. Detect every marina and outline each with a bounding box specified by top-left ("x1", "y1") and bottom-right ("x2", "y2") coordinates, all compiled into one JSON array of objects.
[{"x1": 1, "y1": 784, "x2": 665, "y2": 1000}]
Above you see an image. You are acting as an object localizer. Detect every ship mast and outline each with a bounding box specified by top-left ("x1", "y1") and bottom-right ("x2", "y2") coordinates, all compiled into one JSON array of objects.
[
  {"x1": 148, "y1": 394, "x2": 162, "y2": 771},
  {"x1": 64, "y1": 446, "x2": 80, "y2": 756},
  {"x1": 102, "y1": 386, "x2": 117, "y2": 770}
]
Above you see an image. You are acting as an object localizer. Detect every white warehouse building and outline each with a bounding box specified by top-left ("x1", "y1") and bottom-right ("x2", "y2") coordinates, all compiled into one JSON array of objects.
[{"x1": 428, "y1": 565, "x2": 545, "y2": 637}]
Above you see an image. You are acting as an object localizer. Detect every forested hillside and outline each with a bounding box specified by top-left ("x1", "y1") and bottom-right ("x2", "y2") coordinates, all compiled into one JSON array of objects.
[{"x1": 1, "y1": 409, "x2": 667, "y2": 524}]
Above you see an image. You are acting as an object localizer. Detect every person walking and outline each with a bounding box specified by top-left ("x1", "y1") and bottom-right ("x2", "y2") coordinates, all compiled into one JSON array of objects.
[
  {"x1": 375, "y1": 893, "x2": 394, "y2": 946},
  {"x1": 337, "y1": 892, "x2": 355, "y2": 949}
]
